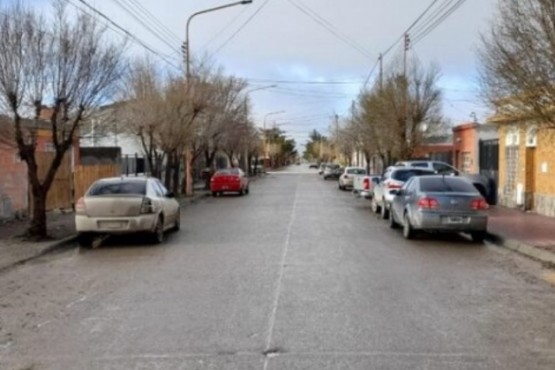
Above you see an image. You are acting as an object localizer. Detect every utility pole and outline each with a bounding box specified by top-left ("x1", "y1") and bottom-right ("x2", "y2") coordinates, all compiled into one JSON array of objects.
[
  {"x1": 403, "y1": 32, "x2": 411, "y2": 161},
  {"x1": 379, "y1": 53, "x2": 383, "y2": 90}
]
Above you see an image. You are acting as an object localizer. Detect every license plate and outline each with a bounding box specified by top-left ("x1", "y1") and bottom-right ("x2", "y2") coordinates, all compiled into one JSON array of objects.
[
  {"x1": 99, "y1": 221, "x2": 125, "y2": 229},
  {"x1": 446, "y1": 216, "x2": 464, "y2": 224}
]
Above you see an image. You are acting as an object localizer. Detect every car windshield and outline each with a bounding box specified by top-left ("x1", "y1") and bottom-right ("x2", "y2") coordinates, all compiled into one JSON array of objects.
[
  {"x1": 347, "y1": 168, "x2": 366, "y2": 175},
  {"x1": 419, "y1": 177, "x2": 478, "y2": 193},
  {"x1": 216, "y1": 169, "x2": 240, "y2": 175},
  {"x1": 392, "y1": 169, "x2": 432, "y2": 182},
  {"x1": 88, "y1": 180, "x2": 146, "y2": 196}
]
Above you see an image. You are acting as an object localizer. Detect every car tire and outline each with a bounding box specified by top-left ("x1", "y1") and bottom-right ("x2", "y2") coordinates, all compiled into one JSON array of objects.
[
  {"x1": 173, "y1": 210, "x2": 181, "y2": 231},
  {"x1": 77, "y1": 233, "x2": 93, "y2": 248},
  {"x1": 471, "y1": 232, "x2": 486, "y2": 243},
  {"x1": 152, "y1": 216, "x2": 165, "y2": 244},
  {"x1": 212, "y1": 191, "x2": 218, "y2": 197},
  {"x1": 380, "y1": 201, "x2": 389, "y2": 220},
  {"x1": 371, "y1": 198, "x2": 381, "y2": 214},
  {"x1": 389, "y1": 211, "x2": 399, "y2": 229},
  {"x1": 245, "y1": 186, "x2": 250, "y2": 195},
  {"x1": 403, "y1": 213, "x2": 414, "y2": 240}
]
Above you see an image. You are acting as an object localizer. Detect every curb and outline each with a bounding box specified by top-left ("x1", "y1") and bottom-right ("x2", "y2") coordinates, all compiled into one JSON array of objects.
[
  {"x1": 0, "y1": 234, "x2": 78, "y2": 275},
  {"x1": 486, "y1": 233, "x2": 555, "y2": 265},
  {"x1": 179, "y1": 192, "x2": 210, "y2": 207}
]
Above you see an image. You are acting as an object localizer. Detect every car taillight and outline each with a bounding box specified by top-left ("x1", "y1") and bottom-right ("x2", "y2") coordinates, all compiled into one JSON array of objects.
[
  {"x1": 471, "y1": 198, "x2": 489, "y2": 210},
  {"x1": 140, "y1": 197, "x2": 154, "y2": 214},
  {"x1": 386, "y1": 180, "x2": 402, "y2": 189},
  {"x1": 417, "y1": 197, "x2": 439, "y2": 210},
  {"x1": 363, "y1": 178, "x2": 369, "y2": 190},
  {"x1": 75, "y1": 197, "x2": 86, "y2": 215}
]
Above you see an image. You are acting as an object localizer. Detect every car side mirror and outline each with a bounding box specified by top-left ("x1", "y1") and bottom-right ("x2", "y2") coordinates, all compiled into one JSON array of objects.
[{"x1": 165, "y1": 192, "x2": 175, "y2": 198}]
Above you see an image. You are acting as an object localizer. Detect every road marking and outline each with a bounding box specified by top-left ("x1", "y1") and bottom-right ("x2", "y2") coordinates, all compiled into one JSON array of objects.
[
  {"x1": 65, "y1": 295, "x2": 87, "y2": 308},
  {"x1": 262, "y1": 177, "x2": 299, "y2": 370}
]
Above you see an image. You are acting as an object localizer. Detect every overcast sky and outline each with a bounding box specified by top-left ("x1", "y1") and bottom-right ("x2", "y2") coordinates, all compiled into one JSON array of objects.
[{"x1": 32, "y1": 0, "x2": 498, "y2": 148}]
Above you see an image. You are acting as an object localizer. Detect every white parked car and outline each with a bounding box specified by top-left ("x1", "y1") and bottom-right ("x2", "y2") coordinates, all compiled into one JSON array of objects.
[
  {"x1": 75, "y1": 177, "x2": 180, "y2": 246},
  {"x1": 338, "y1": 167, "x2": 367, "y2": 190}
]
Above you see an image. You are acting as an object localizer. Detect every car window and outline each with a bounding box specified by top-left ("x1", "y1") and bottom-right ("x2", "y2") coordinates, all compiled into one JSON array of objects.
[
  {"x1": 88, "y1": 180, "x2": 147, "y2": 196},
  {"x1": 419, "y1": 177, "x2": 478, "y2": 193},
  {"x1": 216, "y1": 168, "x2": 240, "y2": 175},
  {"x1": 347, "y1": 168, "x2": 366, "y2": 175},
  {"x1": 432, "y1": 162, "x2": 457, "y2": 174},
  {"x1": 401, "y1": 178, "x2": 414, "y2": 191},
  {"x1": 154, "y1": 180, "x2": 168, "y2": 196},
  {"x1": 409, "y1": 162, "x2": 429, "y2": 168},
  {"x1": 391, "y1": 169, "x2": 432, "y2": 182}
]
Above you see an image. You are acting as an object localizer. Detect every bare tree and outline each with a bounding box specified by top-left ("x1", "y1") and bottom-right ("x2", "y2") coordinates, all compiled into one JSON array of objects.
[
  {"x1": 0, "y1": 1, "x2": 126, "y2": 239},
  {"x1": 479, "y1": 0, "x2": 555, "y2": 126},
  {"x1": 352, "y1": 58, "x2": 444, "y2": 167}
]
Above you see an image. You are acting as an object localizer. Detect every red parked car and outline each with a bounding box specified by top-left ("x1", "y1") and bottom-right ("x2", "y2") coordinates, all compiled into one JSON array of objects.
[{"x1": 210, "y1": 168, "x2": 249, "y2": 196}]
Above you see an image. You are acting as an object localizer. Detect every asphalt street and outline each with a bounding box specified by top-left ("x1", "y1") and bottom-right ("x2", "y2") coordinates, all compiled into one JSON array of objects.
[{"x1": 1, "y1": 165, "x2": 555, "y2": 370}]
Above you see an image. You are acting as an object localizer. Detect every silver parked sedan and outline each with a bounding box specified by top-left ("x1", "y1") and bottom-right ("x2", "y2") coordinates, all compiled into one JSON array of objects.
[
  {"x1": 75, "y1": 177, "x2": 180, "y2": 246},
  {"x1": 388, "y1": 175, "x2": 489, "y2": 242}
]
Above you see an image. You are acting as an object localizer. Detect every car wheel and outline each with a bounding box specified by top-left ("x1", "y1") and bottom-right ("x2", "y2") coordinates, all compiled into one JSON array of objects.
[
  {"x1": 152, "y1": 216, "x2": 165, "y2": 244},
  {"x1": 77, "y1": 233, "x2": 93, "y2": 248},
  {"x1": 402, "y1": 213, "x2": 414, "y2": 240},
  {"x1": 371, "y1": 198, "x2": 380, "y2": 214},
  {"x1": 471, "y1": 232, "x2": 486, "y2": 243},
  {"x1": 173, "y1": 209, "x2": 181, "y2": 231},
  {"x1": 380, "y1": 201, "x2": 389, "y2": 220},
  {"x1": 212, "y1": 191, "x2": 218, "y2": 197},
  {"x1": 245, "y1": 186, "x2": 250, "y2": 195},
  {"x1": 389, "y1": 210, "x2": 399, "y2": 229}
]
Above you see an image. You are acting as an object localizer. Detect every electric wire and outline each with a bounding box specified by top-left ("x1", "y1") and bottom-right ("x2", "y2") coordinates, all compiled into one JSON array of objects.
[
  {"x1": 412, "y1": 0, "x2": 468, "y2": 45},
  {"x1": 212, "y1": 0, "x2": 272, "y2": 54},
  {"x1": 124, "y1": 0, "x2": 182, "y2": 44},
  {"x1": 110, "y1": 0, "x2": 180, "y2": 53},
  {"x1": 72, "y1": 0, "x2": 181, "y2": 70},
  {"x1": 286, "y1": 0, "x2": 373, "y2": 60}
]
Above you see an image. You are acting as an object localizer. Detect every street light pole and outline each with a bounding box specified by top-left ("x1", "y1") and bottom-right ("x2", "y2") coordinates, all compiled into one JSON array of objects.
[
  {"x1": 263, "y1": 110, "x2": 286, "y2": 167},
  {"x1": 185, "y1": 0, "x2": 253, "y2": 79}
]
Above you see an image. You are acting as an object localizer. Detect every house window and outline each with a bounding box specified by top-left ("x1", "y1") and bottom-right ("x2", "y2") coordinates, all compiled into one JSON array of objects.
[
  {"x1": 526, "y1": 126, "x2": 537, "y2": 147},
  {"x1": 505, "y1": 127, "x2": 520, "y2": 147},
  {"x1": 505, "y1": 146, "x2": 519, "y2": 195}
]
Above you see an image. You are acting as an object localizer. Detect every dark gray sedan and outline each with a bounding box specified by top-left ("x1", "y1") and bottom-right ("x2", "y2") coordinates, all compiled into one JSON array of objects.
[{"x1": 388, "y1": 175, "x2": 489, "y2": 242}]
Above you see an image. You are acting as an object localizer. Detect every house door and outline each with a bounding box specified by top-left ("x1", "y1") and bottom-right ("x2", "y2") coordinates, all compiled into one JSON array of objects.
[{"x1": 525, "y1": 147, "x2": 536, "y2": 210}]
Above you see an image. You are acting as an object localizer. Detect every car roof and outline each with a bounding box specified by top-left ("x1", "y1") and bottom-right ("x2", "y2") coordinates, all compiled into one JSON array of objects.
[{"x1": 96, "y1": 176, "x2": 150, "y2": 183}]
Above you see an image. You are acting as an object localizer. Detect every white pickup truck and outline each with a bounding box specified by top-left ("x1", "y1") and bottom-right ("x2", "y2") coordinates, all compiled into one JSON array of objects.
[{"x1": 352, "y1": 174, "x2": 381, "y2": 200}]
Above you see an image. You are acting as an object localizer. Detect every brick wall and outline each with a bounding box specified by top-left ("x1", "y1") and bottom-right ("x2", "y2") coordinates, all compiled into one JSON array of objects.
[
  {"x1": 0, "y1": 144, "x2": 28, "y2": 219},
  {"x1": 453, "y1": 123, "x2": 478, "y2": 173},
  {"x1": 498, "y1": 124, "x2": 555, "y2": 217},
  {"x1": 534, "y1": 128, "x2": 555, "y2": 217}
]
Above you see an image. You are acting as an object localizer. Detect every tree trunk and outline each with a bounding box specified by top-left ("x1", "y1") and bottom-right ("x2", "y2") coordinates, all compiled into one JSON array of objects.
[
  {"x1": 29, "y1": 186, "x2": 47, "y2": 239},
  {"x1": 164, "y1": 152, "x2": 173, "y2": 189},
  {"x1": 185, "y1": 149, "x2": 194, "y2": 196},
  {"x1": 171, "y1": 153, "x2": 180, "y2": 195}
]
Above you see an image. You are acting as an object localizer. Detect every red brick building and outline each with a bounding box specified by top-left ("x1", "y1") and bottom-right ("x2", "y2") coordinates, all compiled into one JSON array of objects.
[{"x1": 453, "y1": 122, "x2": 479, "y2": 173}]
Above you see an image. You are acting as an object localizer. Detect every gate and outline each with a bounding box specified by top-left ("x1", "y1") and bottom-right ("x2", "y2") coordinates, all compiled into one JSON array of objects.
[{"x1": 479, "y1": 139, "x2": 499, "y2": 205}]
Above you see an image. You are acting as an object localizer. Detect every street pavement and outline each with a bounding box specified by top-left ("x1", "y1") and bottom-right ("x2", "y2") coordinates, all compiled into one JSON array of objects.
[{"x1": 1, "y1": 165, "x2": 555, "y2": 370}]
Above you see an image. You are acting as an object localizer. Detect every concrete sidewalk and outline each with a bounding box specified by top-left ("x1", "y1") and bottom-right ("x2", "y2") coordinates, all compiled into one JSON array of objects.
[
  {"x1": 0, "y1": 190, "x2": 211, "y2": 274},
  {"x1": 487, "y1": 206, "x2": 555, "y2": 265}
]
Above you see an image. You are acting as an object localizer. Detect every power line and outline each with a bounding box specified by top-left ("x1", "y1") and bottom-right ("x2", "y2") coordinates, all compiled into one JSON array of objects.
[
  {"x1": 110, "y1": 0, "x2": 180, "y2": 53},
  {"x1": 412, "y1": 0, "x2": 468, "y2": 45},
  {"x1": 410, "y1": 0, "x2": 458, "y2": 37},
  {"x1": 286, "y1": 0, "x2": 373, "y2": 60},
  {"x1": 213, "y1": 0, "x2": 272, "y2": 55},
  {"x1": 362, "y1": 59, "x2": 380, "y2": 88},
  {"x1": 124, "y1": 0, "x2": 182, "y2": 44},
  {"x1": 72, "y1": 0, "x2": 181, "y2": 70},
  {"x1": 247, "y1": 78, "x2": 364, "y2": 85},
  {"x1": 203, "y1": 6, "x2": 250, "y2": 50}
]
